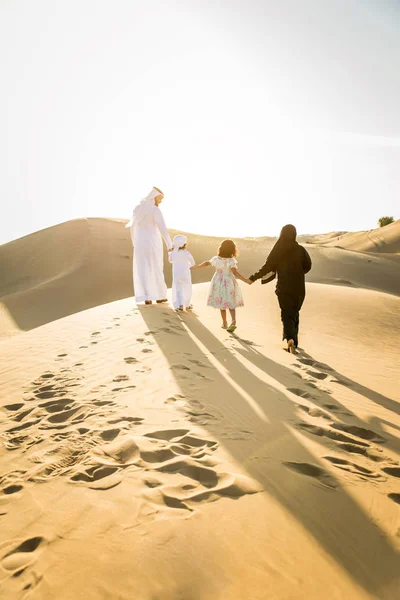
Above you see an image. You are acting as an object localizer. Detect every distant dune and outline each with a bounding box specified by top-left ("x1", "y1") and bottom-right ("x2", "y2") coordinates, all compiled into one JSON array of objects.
[
  {"x1": 1, "y1": 217, "x2": 400, "y2": 337},
  {"x1": 300, "y1": 219, "x2": 400, "y2": 254}
]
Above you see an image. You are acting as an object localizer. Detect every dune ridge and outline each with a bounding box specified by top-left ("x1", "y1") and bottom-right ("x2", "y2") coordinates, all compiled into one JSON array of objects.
[
  {"x1": 1, "y1": 217, "x2": 399, "y2": 337},
  {"x1": 301, "y1": 218, "x2": 400, "y2": 253}
]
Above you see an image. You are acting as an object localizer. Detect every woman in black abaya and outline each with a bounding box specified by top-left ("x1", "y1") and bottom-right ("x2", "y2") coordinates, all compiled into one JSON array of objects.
[{"x1": 249, "y1": 224, "x2": 312, "y2": 353}]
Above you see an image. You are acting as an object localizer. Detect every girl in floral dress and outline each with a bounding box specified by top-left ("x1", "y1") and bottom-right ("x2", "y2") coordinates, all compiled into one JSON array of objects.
[{"x1": 191, "y1": 239, "x2": 251, "y2": 332}]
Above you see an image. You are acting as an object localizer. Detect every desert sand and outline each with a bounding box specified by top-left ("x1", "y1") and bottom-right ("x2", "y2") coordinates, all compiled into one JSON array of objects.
[{"x1": 0, "y1": 220, "x2": 399, "y2": 599}]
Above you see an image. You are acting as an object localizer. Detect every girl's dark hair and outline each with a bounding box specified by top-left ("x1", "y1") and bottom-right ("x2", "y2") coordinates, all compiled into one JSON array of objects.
[
  {"x1": 218, "y1": 239, "x2": 238, "y2": 258},
  {"x1": 280, "y1": 224, "x2": 297, "y2": 240}
]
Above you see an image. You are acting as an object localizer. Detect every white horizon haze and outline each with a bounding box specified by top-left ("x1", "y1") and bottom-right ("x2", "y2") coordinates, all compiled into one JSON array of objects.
[{"x1": 1, "y1": 0, "x2": 399, "y2": 245}]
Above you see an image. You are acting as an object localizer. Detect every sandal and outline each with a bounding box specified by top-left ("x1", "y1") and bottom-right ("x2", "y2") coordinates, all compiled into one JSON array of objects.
[
  {"x1": 144, "y1": 300, "x2": 153, "y2": 305},
  {"x1": 227, "y1": 324, "x2": 237, "y2": 333},
  {"x1": 287, "y1": 339, "x2": 296, "y2": 354},
  {"x1": 156, "y1": 299, "x2": 168, "y2": 304}
]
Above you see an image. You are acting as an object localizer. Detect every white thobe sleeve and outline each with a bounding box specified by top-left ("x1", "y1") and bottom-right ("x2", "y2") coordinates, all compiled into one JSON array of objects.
[
  {"x1": 188, "y1": 252, "x2": 195, "y2": 267},
  {"x1": 154, "y1": 208, "x2": 173, "y2": 249}
]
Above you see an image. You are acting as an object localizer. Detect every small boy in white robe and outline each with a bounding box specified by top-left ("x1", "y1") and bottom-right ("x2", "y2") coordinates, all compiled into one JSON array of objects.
[{"x1": 168, "y1": 235, "x2": 195, "y2": 311}]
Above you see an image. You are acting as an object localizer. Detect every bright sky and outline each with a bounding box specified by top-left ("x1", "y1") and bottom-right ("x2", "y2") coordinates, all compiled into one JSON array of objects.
[{"x1": 1, "y1": 0, "x2": 399, "y2": 244}]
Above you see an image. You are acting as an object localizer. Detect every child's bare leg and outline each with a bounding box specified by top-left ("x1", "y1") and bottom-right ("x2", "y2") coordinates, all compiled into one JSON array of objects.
[
  {"x1": 220, "y1": 309, "x2": 228, "y2": 328},
  {"x1": 229, "y1": 308, "x2": 236, "y2": 325}
]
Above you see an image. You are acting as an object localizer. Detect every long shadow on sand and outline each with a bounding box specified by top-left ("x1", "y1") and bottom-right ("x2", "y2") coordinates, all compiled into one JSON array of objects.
[
  {"x1": 233, "y1": 343, "x2": 400, "y2": 456},
  {"x1": 139, "y1": 305, "x2": 400, "y2": 599},
  {"x1": 297, "y1": 350, "x2": 400, "y2": 418}
]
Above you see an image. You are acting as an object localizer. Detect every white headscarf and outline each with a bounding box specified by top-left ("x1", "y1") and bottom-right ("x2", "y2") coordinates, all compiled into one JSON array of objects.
[
  {"x1": 125, "y1": 187, "x2": 163, "y2": 228},
  {"x1": 172, "y1": 234, "x2": 187, "y2": 250}
]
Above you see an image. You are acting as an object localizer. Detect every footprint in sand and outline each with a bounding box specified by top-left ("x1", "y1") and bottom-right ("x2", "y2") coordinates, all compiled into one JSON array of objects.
[
  {"x1": 388, "y1": 493, "x2": 400, "y2": 505},
  {"x1": 181, "y1": 397, "x2": 222, "y2": 424},
  {"x1": 107, "y1": 416, "x2": 143, "y2": 425},
  {"x1": 158, "y1": 326, "x2": 181, "y2": 335},
  {"x1": 2, "y1": 368, "x2": 262, "y2": 525},
  {"x1": 93, "y1": 400, "x2": 115, "y2": 408},
  {"x1": 111, "y1": 385, "x2": 136, "y2": 393},
  {"x1": 4, "y1": 403, "x2": 24, "y2": 411},
  {"x1": 124, "y1": 357, "x2": 138, "y2": 364},
  {"x1": 1, "y1": 368, "x2": 144, "y2": 483},
  {"x1": 70, "y1": 465, "x2": 122, "y2": 490},
  {"x1": 298, "y1": 358, "x2": 333, "y2": 371},
  {"x1": 7, "y1": 419, "x2": 42, "y2": 434},
  {"x1": 330, "y1": 423, "x2": 386, "y2": 444},
  {"x1": 34, "y1": 388, "x2": 68, "y2": 400},
  {"x1": 324, "y1": 456, "x2": 384, "y2": 480},
  {"x1": 2, "y1": 484, "x2": 24, "y2": 495},
  {"x1": 188, "y1": 359, "x2": 210, "y2": 368},
  {"x1": 40, "y1": 398, "x2": 74, "y2": 413},
  {"x1": 165, "y1": 396, "x2": 186, "y2": 408},
  {"x1": 99, "y1": 428, "x2": 120, "y2": 441},
  {"x1": 382, "y1": 467, "x2": 400, "y2": 478},
  {"x1": 288, "y1": 388, "x2": 317, "y2": 400},
  {"x1": 324, "y1": 403, "x2": 348, "y2": 414},
  {"x1": 283, "y1": 461, "x2": 337, "y2": 488},
  {"x1": 113, "y1": 375, "x2": 129, "y2": 382},
  {"x1": 144, "y1": 428, "x2": 190, "y2": 441},
  {"x1": 297, "y1": 404, "x2": 330, "y2": 419},
  {"x1": 337, "y1": 443, "x2": 387, "y2": 463},
  {"x1": 305, "y1": 381, "x2": 318, "y2": 389},
  {"x1": 38, "y1": 373, "x2": 55, "y2": 380},
  {"x1": 1, "y1": 537, "x2": 46, "y2": 573},
  {"x1": 297, "y1": 422, "x2": 371, "y2": 447},
  {"x1": 91, "y1": 332, "x2": 101, "y2": 336},
  {"x1": 171, "y1": 364, "x2": 191, "y2": 373},
  {"x1": 306, "y1": 370, "x2": 328, "y2": 380},
  {"x1": 12, "y1": 408, "x2": 34, "y2": 422}
]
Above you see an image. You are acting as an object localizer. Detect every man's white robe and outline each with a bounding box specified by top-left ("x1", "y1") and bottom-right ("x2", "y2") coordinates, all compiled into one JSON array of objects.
[{"x1": 130, "y1": 199, "x2": 172, "y2": 303}]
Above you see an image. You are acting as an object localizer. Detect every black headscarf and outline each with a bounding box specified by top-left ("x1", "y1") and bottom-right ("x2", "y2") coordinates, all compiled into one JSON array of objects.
[{"x1": 267, "y1": 224, "x2": 297, "y2": 269}]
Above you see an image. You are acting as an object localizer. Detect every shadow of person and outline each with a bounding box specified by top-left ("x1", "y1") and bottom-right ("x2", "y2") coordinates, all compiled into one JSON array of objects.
[
  {"x1": 138, "y1": 305, "x2": 400, "y2": 599},
  {"x1": 231, "y1": 338, "x2": 400, "y2": 457},
  {"x1": 297, "y1": 350, "x2": 400, "y2": 417}
]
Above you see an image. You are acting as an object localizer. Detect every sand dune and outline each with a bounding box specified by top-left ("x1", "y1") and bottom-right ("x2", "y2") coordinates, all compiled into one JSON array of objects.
[
  {"x1": 302, "y1": 219, "x2": 400, "y2": 254},
  {"x1": 0, "y1": 279, "x2": 399, "y2": 599},
  {"x1": 1, "y1": 218, "x2": 400, "y2": 337},
  {"x1": 1, "y1": 220, "x2": 399, "y2": 598}
]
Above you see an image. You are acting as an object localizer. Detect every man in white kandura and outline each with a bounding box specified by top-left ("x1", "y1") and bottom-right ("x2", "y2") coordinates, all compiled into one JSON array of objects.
[{"x1": 127, "y1": 187, "x2": 173, "y2": 305}]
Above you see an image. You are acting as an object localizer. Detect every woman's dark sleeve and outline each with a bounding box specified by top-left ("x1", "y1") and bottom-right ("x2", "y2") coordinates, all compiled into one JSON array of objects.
[
  {"x1": 249, "y1": 256, "x2": 276, "y2": 282},
  {"x1": 302, "y1": 247, "x2": 312, "y2": 274}
]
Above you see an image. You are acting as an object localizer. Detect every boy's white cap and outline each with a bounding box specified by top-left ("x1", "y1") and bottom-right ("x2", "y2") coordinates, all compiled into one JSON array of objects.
[{"x1": 172, "y1": 234, "x2": 187, "y2": 250}]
